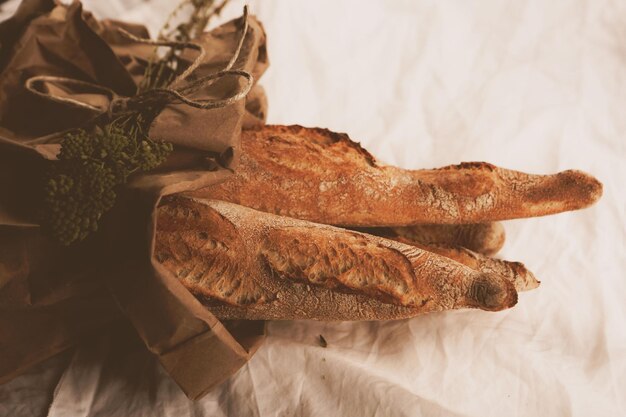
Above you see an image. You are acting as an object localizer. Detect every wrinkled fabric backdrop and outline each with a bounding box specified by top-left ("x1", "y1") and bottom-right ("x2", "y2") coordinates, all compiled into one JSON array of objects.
[{"x1": 1, "y1": 0, "x2": 624, "y2": 416}]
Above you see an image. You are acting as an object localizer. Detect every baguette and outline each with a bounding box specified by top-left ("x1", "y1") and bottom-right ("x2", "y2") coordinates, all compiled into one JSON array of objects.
[
  {"x1": 391, "y1": 239, "x2": 538, "y2": 292},
  {"x1": 360, "y1": 222, "x2": 506, "y2": 256},
  {"x1": 359, "y1": 225, "x2": 537, "y2": 291},
  {"x1": 155, "y1": 197, "x2": 517, "y2": 321},
  {"x1": 188, "y1": 125, "x2": 602, "y2": 226}
]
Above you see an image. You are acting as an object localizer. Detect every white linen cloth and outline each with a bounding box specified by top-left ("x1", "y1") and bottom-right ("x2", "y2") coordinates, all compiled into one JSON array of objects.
[{"x1": 0, "y1": 0, "x2": 624, "y2": 415}]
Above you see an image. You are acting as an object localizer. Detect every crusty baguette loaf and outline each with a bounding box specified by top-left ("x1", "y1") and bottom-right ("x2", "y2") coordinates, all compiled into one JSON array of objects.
[
  {"x1": 155, "y1": 197, "x2": 517, "y2": 320},
  {"x1": 393, "y1": 239, "x2": 538, "y2": 292},
  {"x1": 357, "y1": 224, "x2": 537, "y2": 291},
  {"x1": 359, "y1": 222, "x2": 506, "y2": 256},
  {"x1": 188, "y1": 125, "x2": 602, "y2": 226}
]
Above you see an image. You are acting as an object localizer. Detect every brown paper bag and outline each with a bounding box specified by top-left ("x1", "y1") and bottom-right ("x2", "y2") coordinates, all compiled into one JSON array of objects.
[{"x1": 0, "y1": 0, "x2": 269, "y2": 399}]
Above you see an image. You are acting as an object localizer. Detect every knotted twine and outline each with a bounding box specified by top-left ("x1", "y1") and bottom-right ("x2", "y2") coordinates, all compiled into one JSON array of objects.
[{"x1": 24, "y1": 6, "x2": 253, "y2": 121}]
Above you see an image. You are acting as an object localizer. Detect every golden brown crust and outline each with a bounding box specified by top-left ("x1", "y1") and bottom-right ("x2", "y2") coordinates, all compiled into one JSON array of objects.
[
  {"x1": 187, "y1": 125, "x2": 602, "y2": 226},
  {"x1": 155, "y1": 200, "x2": 271, "y2": 306},
  {"x1": 261, "y1": 227, "x2": 424, "y2": 306},
  {"x1": 155, "y1": 197, "x2": 518, "y2": 320}
]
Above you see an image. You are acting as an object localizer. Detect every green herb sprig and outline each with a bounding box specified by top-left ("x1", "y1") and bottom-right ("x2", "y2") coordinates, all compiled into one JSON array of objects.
[{"x1": 43, "y1": 122, "x2": 172, "y2": 245}]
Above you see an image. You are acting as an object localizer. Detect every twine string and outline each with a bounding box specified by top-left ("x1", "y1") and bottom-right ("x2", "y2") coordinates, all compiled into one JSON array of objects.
[{"x1": 24, "y1": 6, "x2": 252, "y2": 117}]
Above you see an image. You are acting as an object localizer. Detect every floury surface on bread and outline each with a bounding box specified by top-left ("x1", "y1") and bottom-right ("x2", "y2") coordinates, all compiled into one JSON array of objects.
[
  {"x1": 155, "y1": 198, "x2": 518, "y2": 320},
  {"x1": 154, "y1": 125, "x2": 602, "y2": 320},
  {"x1": 189, "y1": 125, "x2": 602, "y2": 226}
]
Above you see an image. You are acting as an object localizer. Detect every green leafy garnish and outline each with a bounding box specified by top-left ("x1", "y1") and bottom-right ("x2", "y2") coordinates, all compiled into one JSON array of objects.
[{"x1": 43, "y1": 123, "x2": 172, "y2": 245}]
